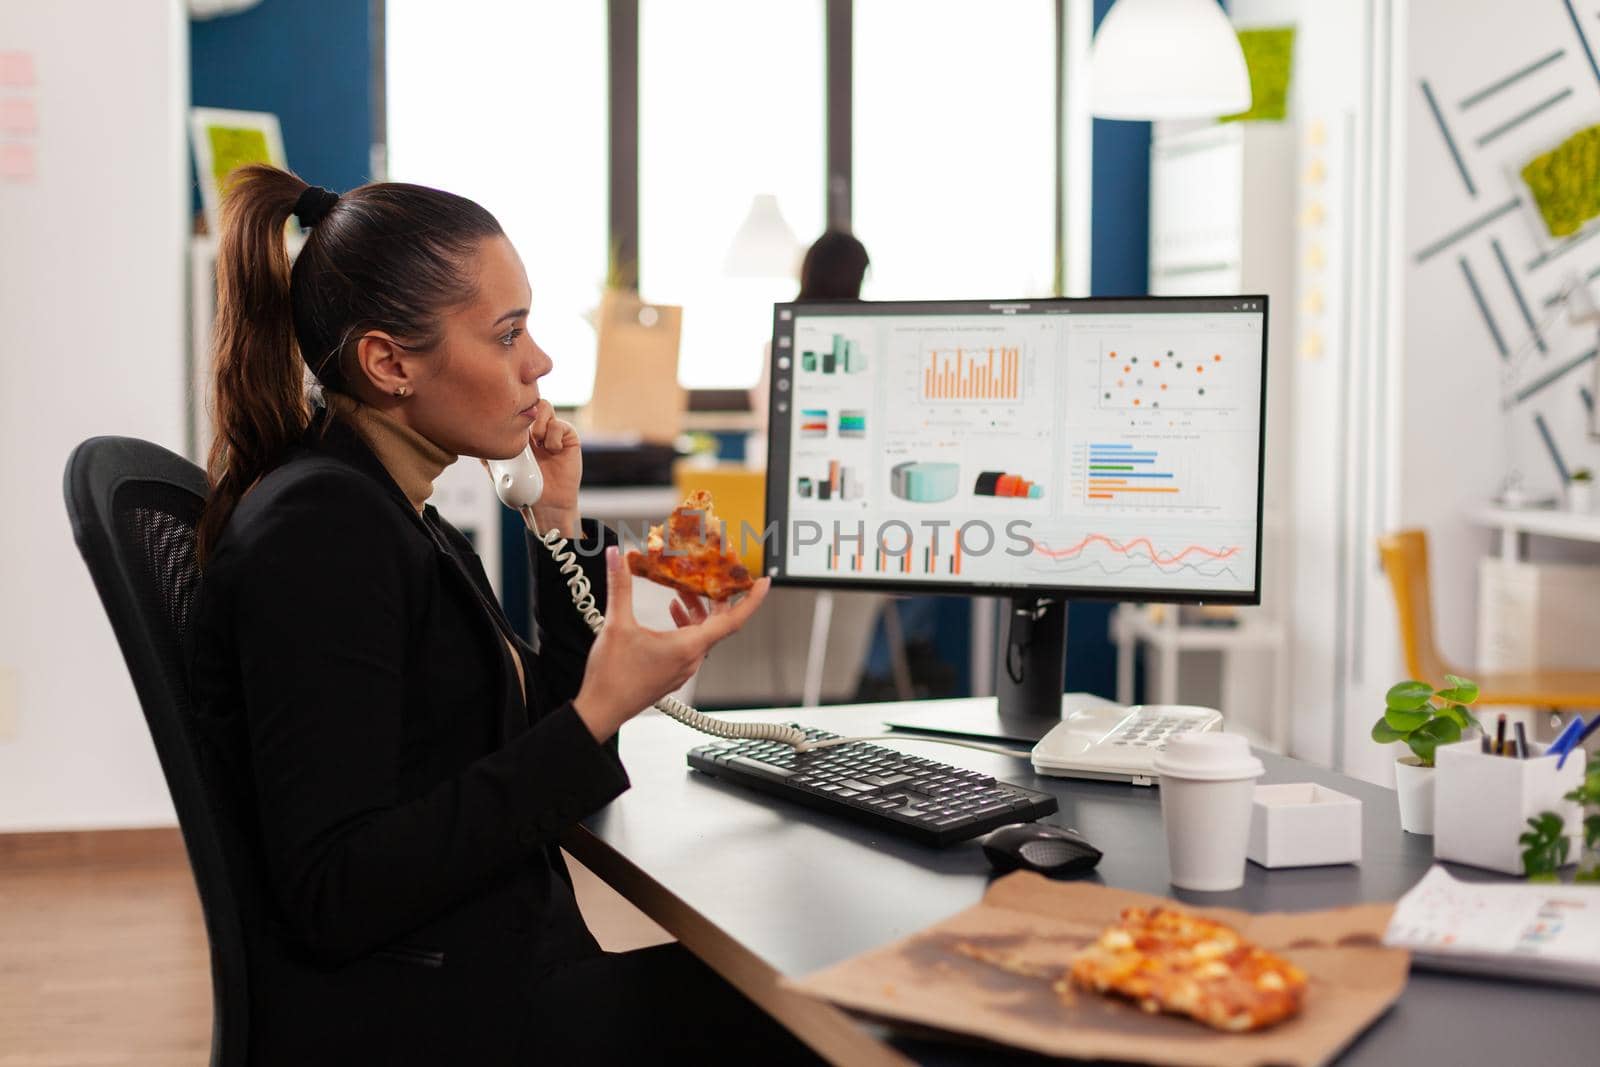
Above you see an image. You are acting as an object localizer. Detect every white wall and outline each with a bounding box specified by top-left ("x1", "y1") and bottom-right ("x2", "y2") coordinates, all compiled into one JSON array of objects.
[
  {"x1": 0, "y1": 1, "x2": 188, "y2": 830},
  {"x1": 1224, "y1": 0, "x2": 1600, "y2": 785},
  {"x1": 1402, "y1": 0, "x2": 1600, "y2": 659}
]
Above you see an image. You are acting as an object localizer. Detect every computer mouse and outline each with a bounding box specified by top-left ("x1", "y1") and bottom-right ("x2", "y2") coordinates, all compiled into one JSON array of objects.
[{"x1": 980, "y1": 823, "x2": 1103, "y2": 878}]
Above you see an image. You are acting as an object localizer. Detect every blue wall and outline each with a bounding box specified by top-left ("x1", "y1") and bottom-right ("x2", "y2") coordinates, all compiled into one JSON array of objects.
[
  {"x1": 190, "y1": 0, "x2": 374, "y2": 202},
  {"x1": 1089, "y1": 0, "x2": 1154, "y2": 300},
  {"x1": 1062, "y1": 0, "x2": 1155, "y2": 699}
]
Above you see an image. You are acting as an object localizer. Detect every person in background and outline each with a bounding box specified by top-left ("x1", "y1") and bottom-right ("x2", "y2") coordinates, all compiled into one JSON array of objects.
[
  {"x1": 185, "y1": 165, "x2": 815, "y2": 1065},
  {"x1": 797, "y1": 229, "x2": 870, "y2": 301}
]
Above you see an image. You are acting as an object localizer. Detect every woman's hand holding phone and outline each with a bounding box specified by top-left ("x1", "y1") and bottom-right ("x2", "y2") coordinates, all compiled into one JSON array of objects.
[
  {"x1": 573, "y1": 547, "x2": 771, "y2": 743},
  {"x1": 524, "y1": 399, "x2": 582, "y2": 538}
]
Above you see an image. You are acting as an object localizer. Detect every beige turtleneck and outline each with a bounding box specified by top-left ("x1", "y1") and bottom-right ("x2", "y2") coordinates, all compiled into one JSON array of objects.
[
  {"x1": 324, "y1": 391, "x2": 456, "y2": 514},
  {"x1": 326, "y1": 391, "x2": 529, "y2": 705}
]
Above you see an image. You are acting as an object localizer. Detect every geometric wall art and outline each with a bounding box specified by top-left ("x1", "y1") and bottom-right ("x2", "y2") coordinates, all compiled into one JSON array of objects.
[{"x1": 1411, "y1": 0, "x2": 1600, "y2": 492}]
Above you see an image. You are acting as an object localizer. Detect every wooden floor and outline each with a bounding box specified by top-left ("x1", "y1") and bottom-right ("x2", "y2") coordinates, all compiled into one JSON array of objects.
[{"x1": 0, "y1": 829, "x2": 670, "y2": 1067}]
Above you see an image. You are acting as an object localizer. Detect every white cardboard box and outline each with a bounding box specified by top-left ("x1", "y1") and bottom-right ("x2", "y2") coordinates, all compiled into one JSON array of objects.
[
  {"x1": 1246, "y1": 783, "x2": 1363, "y2": 868},
  {"x1": 1476, "y1": 559, "x2": 1600, "y2": 672},
  {"x1": 1434, "y1": 739, "x2": 1586, "y2": 875}
]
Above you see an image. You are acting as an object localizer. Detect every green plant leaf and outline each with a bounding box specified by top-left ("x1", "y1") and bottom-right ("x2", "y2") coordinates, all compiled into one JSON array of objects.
[
  {"x1": 1568, "y1": 768, "x2": 1600, "y2": 807},
  {"x1": 1406, "y1": 717, "x2": 1461, "y2": 763},
  {"x1": 1586, "y1": 813, "x2": 1600, "y2": 851},
  {"x1": 1371, "y1": 719, "x2": 1404, "y2": 744},
  {"x1": 1385, "y1": 681, "x2": 1434, "y2": 711},
  {"x1": 1437, "y1": 703, "x2": 1473, "y2": 729},
  {"x1": 1437, "y1": 676, "x2": 1480, "y2": 704},
  {"x1": 1522, "y1": 810, "x2": 1570, "y2": 879},
  {"x1": 1385, "y1": 706, "x2": 1431, "y2": 733}
]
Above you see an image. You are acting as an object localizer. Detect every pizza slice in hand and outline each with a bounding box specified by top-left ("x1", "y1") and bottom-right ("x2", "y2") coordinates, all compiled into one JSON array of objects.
[{"x1": 625, "y1": 489, "x2": 755, "y2": 602}]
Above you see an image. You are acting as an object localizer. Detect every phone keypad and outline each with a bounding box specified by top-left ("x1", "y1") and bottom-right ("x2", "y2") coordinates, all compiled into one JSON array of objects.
[{"x1": 1109, "y1": 715, "x2": 1202, "y2": 751}]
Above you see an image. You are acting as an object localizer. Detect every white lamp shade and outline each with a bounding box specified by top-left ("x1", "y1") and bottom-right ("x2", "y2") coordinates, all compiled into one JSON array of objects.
[
  {"x1": 1089, "y1": 0, "x2": 1252, "y2": 120},
  {"x1": 724, "y1": 194, "x2": 802, "y2": 279}
]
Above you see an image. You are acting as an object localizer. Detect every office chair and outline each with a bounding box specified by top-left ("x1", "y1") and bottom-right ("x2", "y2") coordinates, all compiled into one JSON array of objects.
[
  {"x1": 1378, "y1": 528, "x2": 1600, "y2": 709},
  {"x1": 63, "y1": 437, "x2": 249, "y2": 1067}
]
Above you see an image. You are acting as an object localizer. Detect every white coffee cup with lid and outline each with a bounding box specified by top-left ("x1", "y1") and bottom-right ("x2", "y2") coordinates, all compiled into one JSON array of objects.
[{"x1": 1153, "y1": 733, "x2": 1265, "y2": 892}]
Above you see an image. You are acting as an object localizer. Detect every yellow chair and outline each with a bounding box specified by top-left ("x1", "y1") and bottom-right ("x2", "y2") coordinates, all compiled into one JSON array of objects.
[
  {"x1": 671, "y1": 462, "x2": 767, "y2": 574},
  {"x1": 1377, "y1": 529, "x2": 1600, "y2": 707}
]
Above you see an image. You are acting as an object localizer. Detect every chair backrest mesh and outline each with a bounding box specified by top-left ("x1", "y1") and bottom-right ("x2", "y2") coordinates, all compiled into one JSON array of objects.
[{"x1": 65, "y1": 438, "x2": 250, "y2": 1067}]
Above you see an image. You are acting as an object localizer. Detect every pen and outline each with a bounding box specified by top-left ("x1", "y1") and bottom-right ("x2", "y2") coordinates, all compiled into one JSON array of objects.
[
  {"x1": 1575, "y1": 714, "x2": 1600, "y2": 748},
  {"x1": 1553, "y1": 714, "x2": 1594, "y2": 770},
  {"x1": 1481, "y1": 733, "x2": 1491, "y2": 755},
  {"x1": 1495, "y1": 713, "x2": 1507, "y2": 757},
  {"x1": 1515, "y1": 722, "x2": 1530, "y2": 760}
]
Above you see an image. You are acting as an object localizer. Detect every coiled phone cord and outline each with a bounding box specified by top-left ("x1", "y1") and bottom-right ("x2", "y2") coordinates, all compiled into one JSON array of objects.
[{"x1": 525, "y1": 509, "x2": 1032, "y2": 758}]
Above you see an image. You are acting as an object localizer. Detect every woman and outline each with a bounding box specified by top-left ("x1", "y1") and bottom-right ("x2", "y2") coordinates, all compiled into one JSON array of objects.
[{"x1": 185, "y1": 166, "x2": 812, "y2": 1065}]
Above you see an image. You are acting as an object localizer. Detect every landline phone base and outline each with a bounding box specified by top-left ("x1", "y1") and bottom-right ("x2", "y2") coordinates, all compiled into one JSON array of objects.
[{"x1": 1030, "y1": 704, "x2": 1224, "y2": 786}]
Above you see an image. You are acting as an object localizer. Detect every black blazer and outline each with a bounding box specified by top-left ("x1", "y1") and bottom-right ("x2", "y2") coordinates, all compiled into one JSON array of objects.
[{"x1": 186, "y1": 410, "x2": 629, "y2": 1066}]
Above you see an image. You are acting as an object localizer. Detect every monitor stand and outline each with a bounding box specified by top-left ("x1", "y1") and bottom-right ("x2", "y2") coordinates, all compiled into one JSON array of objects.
[{"x1": 883, "y1": 595, "x2": 1102, "y2": 745}]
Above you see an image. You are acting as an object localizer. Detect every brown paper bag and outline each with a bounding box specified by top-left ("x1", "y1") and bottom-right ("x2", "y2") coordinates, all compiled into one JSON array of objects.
[
  {"x1": 785, "y1": 873, "x2": 1408, "y2": 1067},
  {"x1": 584, "y1": 288, "x2": 684, "y2": 444}
]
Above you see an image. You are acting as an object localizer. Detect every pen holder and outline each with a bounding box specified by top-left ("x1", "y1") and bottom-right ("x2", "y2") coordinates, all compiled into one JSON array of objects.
[{"x1": 1433, "y1": 739, "x2": 1586, "y2": 875}]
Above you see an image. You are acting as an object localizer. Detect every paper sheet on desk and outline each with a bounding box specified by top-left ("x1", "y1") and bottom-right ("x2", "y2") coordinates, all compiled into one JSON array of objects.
[
  {"x1": 785, "y1": 873, "x2": 1408, "y2": 1067},
  {"x1": 1384, "y1": 866, "x2": 1600, "y2": 989}
]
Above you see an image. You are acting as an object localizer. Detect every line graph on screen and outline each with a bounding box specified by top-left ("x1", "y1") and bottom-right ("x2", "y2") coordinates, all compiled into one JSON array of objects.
[{"x1": 1025, "y1": 532, "x2": 1246, "y2": 582}]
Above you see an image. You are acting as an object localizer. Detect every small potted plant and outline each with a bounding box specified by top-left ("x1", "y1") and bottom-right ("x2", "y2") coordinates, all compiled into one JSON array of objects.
[
  {"x1": 1372, "y1": 676, "x2": 1481, "y2": 834},
  {"x1": 1568, "y1": 468, "x2": 1594, "y2": 513}
]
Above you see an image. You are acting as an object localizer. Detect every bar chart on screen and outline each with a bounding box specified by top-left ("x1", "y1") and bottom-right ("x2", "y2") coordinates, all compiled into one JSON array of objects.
[
  {"x1": 813, "y1": 537, "x2": 966, "y2": 576},
  {"x1": 798, "y1": 332, "x2": 870, "y2": 375},
  {"x1": 920, "y1": 343, "x2": 1023, "y2": 402},
  {"x1": 1065, "y1": 437, "x2": 1248, "y2": 513}
]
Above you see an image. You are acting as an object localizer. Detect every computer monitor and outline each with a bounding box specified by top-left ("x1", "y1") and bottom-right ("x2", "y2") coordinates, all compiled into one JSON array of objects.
[{"x1": 762, "y1": 295, "x2": 1269, "y2": 732}]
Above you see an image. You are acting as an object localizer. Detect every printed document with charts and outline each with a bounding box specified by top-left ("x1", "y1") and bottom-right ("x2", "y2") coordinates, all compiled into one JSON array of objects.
[{"x1": 1383, "y1": 866, "x2": 1600, "y2": 989}]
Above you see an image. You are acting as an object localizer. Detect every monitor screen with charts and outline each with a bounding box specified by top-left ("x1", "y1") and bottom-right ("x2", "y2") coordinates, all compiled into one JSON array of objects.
[{"x1": 762, "y1": 295, "x2": 1268, "y2": 604}]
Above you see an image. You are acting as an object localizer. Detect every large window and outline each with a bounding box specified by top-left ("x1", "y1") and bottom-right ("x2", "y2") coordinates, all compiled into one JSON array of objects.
[
  {"x1": 386, "y1": 1, "x2": 608, "y2": 406},
  {"x1": 389, "y1": 1, "x2": 1075, "y2": 394},
  {"x1": 852, "y1": 0, "x2": 1057, "y2": 299},
  {"x1": 638, "y1": 0, "x2": 826, "y2": 389}
]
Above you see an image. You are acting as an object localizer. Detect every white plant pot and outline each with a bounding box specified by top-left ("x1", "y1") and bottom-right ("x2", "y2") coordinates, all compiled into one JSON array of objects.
[
  {"x1": 1393, "y1": 756, "x2": 1435, "y2": 835},
  {"x1": 1567, "y1": 482, "x2": 1594, "y2": 513}
]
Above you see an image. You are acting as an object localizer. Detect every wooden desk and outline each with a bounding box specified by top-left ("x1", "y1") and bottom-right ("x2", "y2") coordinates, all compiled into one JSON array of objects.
[{"x1": 568, "y1": 699, "x2": 1594, "y2": 1066}]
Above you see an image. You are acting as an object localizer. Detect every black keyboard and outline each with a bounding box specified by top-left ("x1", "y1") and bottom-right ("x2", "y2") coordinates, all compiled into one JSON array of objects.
[{"x1": 687, "y1": 725, "x2": 1058, "y2": 847}]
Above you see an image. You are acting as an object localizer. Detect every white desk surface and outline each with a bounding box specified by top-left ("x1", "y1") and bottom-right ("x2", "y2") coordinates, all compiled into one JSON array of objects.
[
  {"x1": 578, "y1": 486, "x2": 680, "y2": 522},
  {"x1": 1469, "y1": 504, "x2": 1600, "y2": 542},
  {"x1": 1469, "y1": 504, "x2": 1600, "y2": 561}
]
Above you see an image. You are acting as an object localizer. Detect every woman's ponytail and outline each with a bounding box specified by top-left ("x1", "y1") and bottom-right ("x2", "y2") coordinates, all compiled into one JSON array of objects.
[{"x1": 196, "y1": 165, "x2": 311, "y2": 566}]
